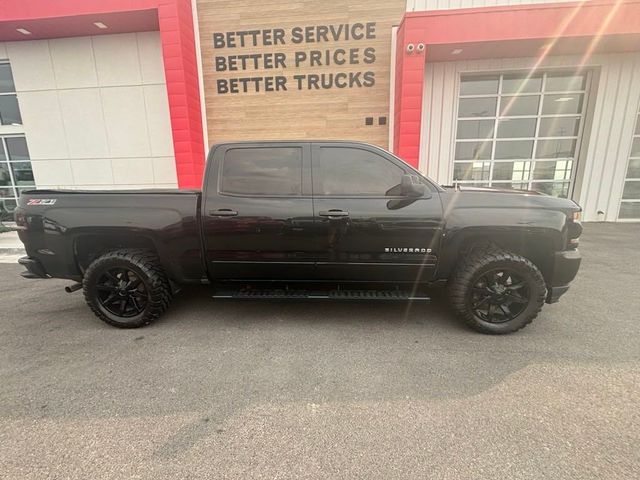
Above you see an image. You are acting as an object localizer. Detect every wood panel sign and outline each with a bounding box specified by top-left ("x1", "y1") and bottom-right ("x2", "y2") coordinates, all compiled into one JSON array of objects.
[{"x1": 196, "y1": 0, "x2": 406, "y2": 148}]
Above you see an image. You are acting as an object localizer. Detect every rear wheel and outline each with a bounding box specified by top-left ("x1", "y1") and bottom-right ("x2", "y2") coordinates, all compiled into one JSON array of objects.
[
  {"x1": 83, "y1": 249, "x2": 172, "y2": 328},
  {"x1": 449, "y1": 246, "x2": 546, "y2": 334}
]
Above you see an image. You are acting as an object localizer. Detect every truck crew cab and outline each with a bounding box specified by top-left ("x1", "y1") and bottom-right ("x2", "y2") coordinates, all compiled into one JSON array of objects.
[{"x1": 15, "y1": 141, "x2": 582, "y2": 334}]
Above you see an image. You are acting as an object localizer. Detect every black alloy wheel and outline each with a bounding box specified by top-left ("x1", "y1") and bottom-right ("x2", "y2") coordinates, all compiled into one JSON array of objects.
[
  {"x1": 448, "y1": 246, "x2": 547, "y2": 334},
  {"x1": 468, "y1": 268, "x2": 530, "y2": 324},
  {"x1": 83, "y1": 249, "x2": 172, "y2": 328},
  {"x1": 96, "y1": 267, "x2": 148, "y2": 318}
]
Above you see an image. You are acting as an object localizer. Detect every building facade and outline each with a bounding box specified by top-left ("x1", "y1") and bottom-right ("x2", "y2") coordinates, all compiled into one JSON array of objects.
[{"x1": 1, "y1": 0, "x2": 639, "y2": 221}]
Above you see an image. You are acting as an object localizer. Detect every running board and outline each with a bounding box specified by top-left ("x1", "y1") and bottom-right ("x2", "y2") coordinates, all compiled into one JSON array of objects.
[{"x1": 212, "y1": 288, "x2": 430, "y2": 301}]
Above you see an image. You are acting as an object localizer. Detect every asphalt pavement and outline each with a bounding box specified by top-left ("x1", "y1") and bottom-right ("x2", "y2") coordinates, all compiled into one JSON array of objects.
[{"x1": 0, "y1": 223, "x2": 638, "y2": 479}]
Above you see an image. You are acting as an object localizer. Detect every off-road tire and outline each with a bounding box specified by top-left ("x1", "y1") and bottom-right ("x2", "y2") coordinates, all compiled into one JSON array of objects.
[
  {"x1": 83, "y1": 249, "x2": 172, "y2": 328},
  {"x1": 449, "y1": 246, "x2": 547, "y2": 334}
]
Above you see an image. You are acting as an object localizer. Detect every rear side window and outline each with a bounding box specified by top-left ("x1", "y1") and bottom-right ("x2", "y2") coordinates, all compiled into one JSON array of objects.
[
  {"x1": 314, "y1": 147, "x2": 405, "y2": 196},
  {"x1": 221, "y1": 147, "x2": 302, "y2": 196}
]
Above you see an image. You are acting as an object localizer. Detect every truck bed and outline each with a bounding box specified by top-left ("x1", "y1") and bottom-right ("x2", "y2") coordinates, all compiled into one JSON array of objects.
[
  {"x1": 23, "y1": 189, "x2": 201, "y2": 195},
  {"x1": 16, "y1": 189, "x2": 205, "y2": 283}
]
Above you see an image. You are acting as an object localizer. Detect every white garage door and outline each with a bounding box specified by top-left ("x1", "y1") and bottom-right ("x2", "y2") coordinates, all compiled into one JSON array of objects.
[{"x1": 453, "y1": 71, "x2": 590, "y2": 198}]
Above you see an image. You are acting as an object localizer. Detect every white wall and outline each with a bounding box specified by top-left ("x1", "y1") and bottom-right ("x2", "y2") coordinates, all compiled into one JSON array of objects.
[
  {"x1": 0, "y1": 32, "x2": 177, "y2": 190},
  {"x1": 406, "y1": 0, "x2": 581, "y2": 11},
  {"x1": 419, "y1": 52, "x2": 640, "y2": 221}
]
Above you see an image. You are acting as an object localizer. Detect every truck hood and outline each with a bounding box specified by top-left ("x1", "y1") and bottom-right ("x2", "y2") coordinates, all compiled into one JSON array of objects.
[
  {"x1": 439, "y1": 185, "x2": 581, "y2": 215},
  {"x1": 451, "y1": 185, "x2": 543, "y2": 195}
]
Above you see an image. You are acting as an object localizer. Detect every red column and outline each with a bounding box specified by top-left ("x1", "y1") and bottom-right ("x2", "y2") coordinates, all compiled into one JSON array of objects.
[
  {"x1": 393, "y1": 21, "x2": 426, "y2": 169},
  {"x1": 157, "y1": 0, "x2": 205, "y2": 188}
]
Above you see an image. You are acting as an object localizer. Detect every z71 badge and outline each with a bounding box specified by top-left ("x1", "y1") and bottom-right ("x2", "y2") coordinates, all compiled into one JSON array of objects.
[
  {"x1": 27, "y1": 199, "x2": 57, "y2": 206},
  {"x1": 385, "y1": 247, "x2": 432, "y2": 254}
]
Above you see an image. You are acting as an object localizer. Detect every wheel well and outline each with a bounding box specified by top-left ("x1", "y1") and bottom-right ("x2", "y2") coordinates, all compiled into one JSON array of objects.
[
  {"x1": 75, "y1": 234, "x2": 158, "y2": 273},
  {"x1": 457, "y1": 233, "x2": 555, "y2": 281}
]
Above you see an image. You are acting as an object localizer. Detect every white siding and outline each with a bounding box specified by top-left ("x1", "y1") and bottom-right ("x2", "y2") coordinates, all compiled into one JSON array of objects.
[
  {"x1": 406, "y1": 0, "x2": 580, "y2": 11},
  {"x1": 419, "y1": 52, "x2": 640, "y2": 221},
  {"x1": 0, "y1": 32, "x2": 177, "y2": 190}
]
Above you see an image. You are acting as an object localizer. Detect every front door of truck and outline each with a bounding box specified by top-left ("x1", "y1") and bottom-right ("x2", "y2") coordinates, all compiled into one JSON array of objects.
[
  {"x1": 202, "y1": 143, "x2": 317, "y2": 280},
  {"x1": 311, "y1": 143, "x2": 443, "y2": 282}
]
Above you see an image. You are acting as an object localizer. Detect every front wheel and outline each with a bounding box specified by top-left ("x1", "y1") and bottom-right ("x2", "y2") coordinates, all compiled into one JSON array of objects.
[
  {"x1": 448, "y1": 247, "x2": 547, "y2": 334},
  {"x1": 83, "y1": 249, "x2": 172, "y2": 328}
]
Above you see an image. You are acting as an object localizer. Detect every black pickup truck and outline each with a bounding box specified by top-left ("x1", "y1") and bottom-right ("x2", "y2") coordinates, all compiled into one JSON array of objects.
[{"x1": 15, "y1": 141, "x2": 582, "y2": 334}]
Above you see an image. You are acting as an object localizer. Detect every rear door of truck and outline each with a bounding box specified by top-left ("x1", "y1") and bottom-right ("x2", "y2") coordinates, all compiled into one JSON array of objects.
[{"x1": 201, "y1": 142, "x2": 317, "y2": 280}]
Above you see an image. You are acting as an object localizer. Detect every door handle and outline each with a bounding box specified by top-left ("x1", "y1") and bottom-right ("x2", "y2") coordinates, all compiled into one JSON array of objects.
[
  {"x1": 209, "y1": 209, "x2": 238, "y2": 217},
  {"x1": 319, "y1": 210, "x2": 349, "y2": 219}
]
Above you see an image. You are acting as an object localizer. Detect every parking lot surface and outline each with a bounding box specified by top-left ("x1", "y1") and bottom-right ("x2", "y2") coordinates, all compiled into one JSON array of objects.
[{"x1": 0, "y1": 223, "x2": 638, "y2": 479}]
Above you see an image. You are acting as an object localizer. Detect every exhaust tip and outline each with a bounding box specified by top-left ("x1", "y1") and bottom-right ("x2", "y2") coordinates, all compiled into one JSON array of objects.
[{"x1": 65, "y1": 283, "x2": 82, "y2": 293}]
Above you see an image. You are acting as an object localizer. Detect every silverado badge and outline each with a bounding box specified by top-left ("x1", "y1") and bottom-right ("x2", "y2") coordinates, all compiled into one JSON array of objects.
[{"x1": 385, "y1": 247, "x2": 432, "y2": 253}]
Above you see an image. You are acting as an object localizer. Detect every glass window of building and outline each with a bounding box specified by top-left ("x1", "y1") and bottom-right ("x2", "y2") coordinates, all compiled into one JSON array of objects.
[
  {"x1": 453, "y1": 71, "x2": 589, "y2": 198},
  {"x1": 619, "y1": 106, "x2": 640, "y2": 220},
  {"x1": 0, "y1": 62, "x2": 32, "y2": 220},
  {"x1": 1, "y1": 136, "x2": 34, "y2": 219},
  {"x1": 0, "y1": 62, "x2": 21, "y2": 126}
]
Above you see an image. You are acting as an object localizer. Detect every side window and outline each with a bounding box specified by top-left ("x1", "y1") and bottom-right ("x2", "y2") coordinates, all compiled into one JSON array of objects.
[
  {"x1": 221, "y1": 147, "x2": 302, "y2": 196},
  {"x1": 314, "y1": 147, "x2": 405, "y2": 196}
]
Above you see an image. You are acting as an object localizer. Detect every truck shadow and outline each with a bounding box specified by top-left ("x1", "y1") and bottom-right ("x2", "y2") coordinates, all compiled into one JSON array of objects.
[
  {"x1": 169, "y1": 283, "x2": 455, "y2": 329},
  {"x1": 147, "y1": 284, "x2": 545, "y2": 458},
  {"x1": 0, "y1": 265, "x2": 567, "y2": 459},
  {"x1": 155, "y1": 283, "x2": 543, "y2": 398}
]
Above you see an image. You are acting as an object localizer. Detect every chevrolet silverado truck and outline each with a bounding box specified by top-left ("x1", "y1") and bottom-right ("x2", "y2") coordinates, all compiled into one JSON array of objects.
[{"x1": 14, "y1": 141, "x2": 582, "y2": 334}]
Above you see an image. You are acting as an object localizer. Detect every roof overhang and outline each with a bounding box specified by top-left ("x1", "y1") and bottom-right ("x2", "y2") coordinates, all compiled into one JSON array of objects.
[
  {"x1": 401, "y1": 0, "x2": 640, "y2": 61},
  {"x1": 0, "y1": 0, "x2": 159, "y2": 41}
]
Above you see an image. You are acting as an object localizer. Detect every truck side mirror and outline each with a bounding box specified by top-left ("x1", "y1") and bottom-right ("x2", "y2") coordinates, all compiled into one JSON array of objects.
[{"x1": 400, "y1": 174, "x2": 426, "y2": 197}]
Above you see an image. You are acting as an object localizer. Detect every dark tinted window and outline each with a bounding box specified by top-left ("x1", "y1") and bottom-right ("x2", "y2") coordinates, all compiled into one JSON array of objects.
[
  {"x1": 221, "y1": 147, "x2": 302, "y2": 196},
  {"x1": 5, "y1": 137, "x2": 29, "y2": 160},
  {"x1": 0, "y1": 63, "x2": 17, "y2": 93},
  {"x1": 0, "y1": 95, "x2": 22, "y2": 125},
  {"x1": 315, "y1": 147, "x2": 404, "y2": 196}
]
